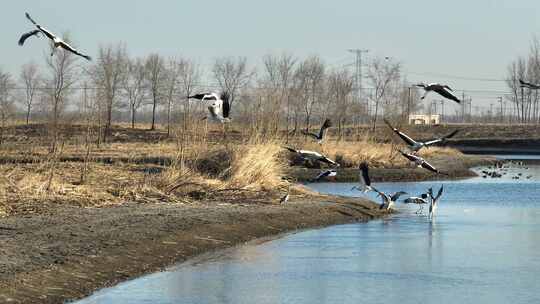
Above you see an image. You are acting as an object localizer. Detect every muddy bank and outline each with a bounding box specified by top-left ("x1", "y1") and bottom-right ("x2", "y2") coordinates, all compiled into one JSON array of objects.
[
  {"x1": 288, "y1": 154, "x2": 496, "y2": 183},
  {"x1": 447, "y1": 138, "x2": 540, "y2": 155},
  {"x1": 0, "y1": 194, "x2": 384, "y2": 304}
]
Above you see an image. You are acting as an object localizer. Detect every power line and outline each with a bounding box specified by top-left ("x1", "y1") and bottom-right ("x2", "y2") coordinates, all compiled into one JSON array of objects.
[{"x1": 407, "y1": 71, "x2": 506, "y2": 82}]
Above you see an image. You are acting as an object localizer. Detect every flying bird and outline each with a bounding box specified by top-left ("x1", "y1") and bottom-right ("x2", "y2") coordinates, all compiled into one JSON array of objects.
[
  {"x1": 375, "y1": 190, "x2": 407, "y2": 211},
  {"x1": 519, "y1": 79, "x2": 540, "y2": 90},
  {"x1": 19, "y1": 13, "x2": 92, "y2": 61},
  {"x1": 398, "y1": 150, "x2": 447, "y2": 175},
  {"x1": 416, "y1": 83, "x2": 461, "y2": 104},
  {"x1": 310, "y1": 169, "x2": 337, "y2": 182},
  {"x1": 302, "y1": 119, "x2": 332, "y2": 144},
  {"x1": 428, "y1": 185, "x2": 444, "y2": 219},
  {"x1": 384, "y1": 119, "x2": 459, "y2": 153},
  {"x1": 189, "y1": 92, "x2": 231, "y2": 123},
  {"x1": 352, "y1": 162, "x2": 374, "y2": 193},
  {"x1": 403, "y1": 193, "x2": 430, "y2": 214},
  {"x1": 283, "y1": 147, "x2": 339, "y2": 167}
]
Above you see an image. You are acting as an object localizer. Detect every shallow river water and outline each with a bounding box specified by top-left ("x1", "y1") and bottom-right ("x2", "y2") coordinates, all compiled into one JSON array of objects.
[{"x1": 74, "y1": 161, "x2": 540, "y2": 304}]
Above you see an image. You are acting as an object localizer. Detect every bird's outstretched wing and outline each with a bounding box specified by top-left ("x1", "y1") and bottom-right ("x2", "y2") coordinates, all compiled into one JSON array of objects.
[
  {"x1": 398, "y1": 150, "x2": 419, "y2": 163},
  {"x1": 58, "y1": 41, "x2": 92, "y2": 61},
  {"x1": 283, "y1": 146, "x2": 299, "y2": 154},
  {"x1": 391, "y1": 191, "x2": 407, "y2": 202},
  {"x1": 424, "y1": 130, "x2": 459, "y2": 146},
  {"x1": 311, "y1": 170, "x2": 333, "y2": 182},
  {"x1": 317, "y1": 119, "x2": 332, "y2": 139},
  {"x1": 421, "y1": 160, "x2": 446, "y2": 175},
  {"x1": 359, "y1": 162, "x2": 371, "y2": 190},
  {"x1": 25, "y1": 12, "x2": 38, "y2": 25},
  {"x1": 319, "y1": 155, "x2": 339, "y2": 167},
  {"x1": 434, "y1": 185, "x2": 444, "y2": 201},
  {"x1": 18, "y1": 29, "x2": 40, "y2": 46},
  {"x1": 434, "y1": 86, "x2": 461, "y2": 104},
  {"x1": 384, "y1": 119, "x2": 417, "y2": 147},
  {"x1": 519, "y1": 79, "x2": 540, "y2": 89},
  {"x1": 222, "y1": 97, "x2": 230, "y2": 119},
  {"x1": 301, "y1": 131, "x2": 319, "y2": 139},
  {"x1": 189, "y1": 93, "x2": 212, "y2": 100}
]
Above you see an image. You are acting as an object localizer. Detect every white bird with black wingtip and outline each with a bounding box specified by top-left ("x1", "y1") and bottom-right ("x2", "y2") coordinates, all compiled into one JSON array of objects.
[
  {"x1": 188, "y1": 92, "x2": 231, "y2": 123},
  {"x1": 302, "y1": 119, "x2": 332, "y2": 144},
  {"x1": 375, "y1": 190, "x2": 407, "y2": 211},
  {"x1": 384, "y1": 119, "x2": 459, "y2": 153},
  {"x1": 398, "y1": 150, "x2": 447, "y2": 175},
  {"x1": 283, "y1": 147, "x2": 339, "y2": 167},
  {"x1": 416, "y1": 83, "x2": 461, "y2": 104},
  {"x1": 310, "y1": 169, "x2": 337, "y2": 182},
  {"x1": 19, "y1": 13, "x2": 92, "y2": 61}
]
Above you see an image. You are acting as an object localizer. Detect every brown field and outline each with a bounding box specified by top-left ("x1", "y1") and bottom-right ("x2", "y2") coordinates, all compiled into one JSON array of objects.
[{"x1": 0, "y1": 122, "x2": 482, "y2": 218}]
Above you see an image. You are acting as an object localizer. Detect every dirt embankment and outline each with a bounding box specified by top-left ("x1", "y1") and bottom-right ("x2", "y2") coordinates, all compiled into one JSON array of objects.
[{"x1": 0, "y1": 194, "x2": 384, "y2": 304}]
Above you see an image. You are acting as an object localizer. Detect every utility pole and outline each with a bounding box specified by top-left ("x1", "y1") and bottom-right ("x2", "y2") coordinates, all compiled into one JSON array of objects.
[
  {"x1": 439, "y1": 100, "x2": 445, "y2": 123},
  {"x1": 407, "y1": 86, "x2": 412, "y2": 124},
  {"x1": 498, "y1": 96, "x2": 503, "y2": 123},
  {"x1": 348, "y1": 49, "x2": 369, "y2": 122},
  {"x1": 461, "y1": 91, "x2": 466, "y2": 123}
]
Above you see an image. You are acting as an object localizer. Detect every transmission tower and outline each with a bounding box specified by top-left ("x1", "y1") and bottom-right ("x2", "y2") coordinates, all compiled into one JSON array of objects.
[{"x1": 348, "y1": 49, "x2": 369, "y2": 100}]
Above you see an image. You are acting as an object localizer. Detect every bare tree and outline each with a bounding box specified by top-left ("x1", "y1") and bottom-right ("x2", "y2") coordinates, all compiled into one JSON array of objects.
[
  {"x1": 261, "y1": 53, "x2": 296, "y2": 137},
  {"x1": 44, "y1": 34, "x2": 80, "y2": 151},
  {"x1": 145, "y1": 54, "x2": 165, "y2": 130},
  {"x1": 326, "y1": 69, "x2": 354, "y2": 139},
  {"x1": 366, "y1": 57, "x2": 401, "y2": 131},
  {"x1": 20, "y1": 62, "x2": 41, "y2": 125},
  {"x1": 0, "y1": 69, "x2": 15, "y2": 146},
  {"x1": 164, "y1": 58, "x2": 182, "y2": 136},
  {"x1": 177, "y1": 58, "x2": 201, "y2": 131},
  {"x1": 123, "y1": 57, "x2": 147, "y2": 129},
  {"x1": 213, "y1": 56, "x2": 254, "y2": 108},
  {"x1": 294, "y1": 56, "x2": 325, "y2": 132},
  {"x1": 90, "y1": 44, "x2": 127, "y2": 139}
]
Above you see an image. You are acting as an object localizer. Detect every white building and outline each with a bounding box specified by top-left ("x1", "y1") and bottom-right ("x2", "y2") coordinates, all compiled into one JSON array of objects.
[{"x1": 409, "y1": 114, "x2": 440, "y2": 125}]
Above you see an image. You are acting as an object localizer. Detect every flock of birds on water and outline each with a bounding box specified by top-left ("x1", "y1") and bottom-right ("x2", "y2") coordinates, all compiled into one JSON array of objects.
[{"x1": 18, "y1": 12, "x2": 540, "y2": 220}]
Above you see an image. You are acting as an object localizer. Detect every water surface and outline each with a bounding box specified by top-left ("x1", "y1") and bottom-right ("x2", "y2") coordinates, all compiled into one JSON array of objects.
[{"x1": 75, "y1": 164, "x2": 540, "y2": 304}]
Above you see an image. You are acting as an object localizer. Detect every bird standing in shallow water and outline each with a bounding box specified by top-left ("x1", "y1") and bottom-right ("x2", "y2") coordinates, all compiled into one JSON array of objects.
[
  {"x1": 403, "y1": 194, "x2": 430, "y2": 214},
  {"x1": 279, "y1": 186, "x2": 290, "y2": 204},
  {"x1": 428, "y1": 185, "x2": 444, "y2": 220}
]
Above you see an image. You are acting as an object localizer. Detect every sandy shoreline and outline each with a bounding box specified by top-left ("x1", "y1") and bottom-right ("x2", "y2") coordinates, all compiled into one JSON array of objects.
[{"x1": 0, "y1": 155, "x2": 493, "y2": 304}]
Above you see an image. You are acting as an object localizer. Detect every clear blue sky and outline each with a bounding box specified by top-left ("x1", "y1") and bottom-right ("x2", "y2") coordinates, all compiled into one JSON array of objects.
[{"x1": 2, "y1": 0, "x2": 540, "y2": 113}]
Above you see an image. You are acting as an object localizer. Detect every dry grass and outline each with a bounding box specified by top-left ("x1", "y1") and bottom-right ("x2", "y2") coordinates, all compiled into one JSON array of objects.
[
  {"x1": 296, "y1": 135, "x2": 463, "y2": 168},
  {"x1": 0, "y1": 122, "x2": 465, "y2": 218},
  {"x1": 227, "y1": 142, "x2": 286, "y2": 190}
]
